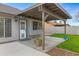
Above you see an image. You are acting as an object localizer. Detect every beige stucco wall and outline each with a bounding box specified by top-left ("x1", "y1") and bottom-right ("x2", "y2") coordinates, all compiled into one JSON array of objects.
[
  {"x1": 26, "y1": 18, "x2": 42, "y2": 38},
  {"x1": 0, "y1": 14, "x2": 42, "y2": 43},
  {"x1": 0, "y1": 14, "x2": 19, "y2": 43}
]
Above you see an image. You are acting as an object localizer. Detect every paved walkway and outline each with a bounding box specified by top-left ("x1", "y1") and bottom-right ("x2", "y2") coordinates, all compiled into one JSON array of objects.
[
  {"x1": 0, "y1": 42, "x2": 49, "y2": 56},
  {"x1": 20, "y1": 36, "x2": 64, "y2": 52}
]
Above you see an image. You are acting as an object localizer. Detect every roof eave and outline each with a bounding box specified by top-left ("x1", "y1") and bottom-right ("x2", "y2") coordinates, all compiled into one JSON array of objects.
[
  {"x1": 55, "y1": 3, "x2": 72, "y2": 19},
  {"x1": 17, "y1": 3, "x2": 72, "y2": 19}
]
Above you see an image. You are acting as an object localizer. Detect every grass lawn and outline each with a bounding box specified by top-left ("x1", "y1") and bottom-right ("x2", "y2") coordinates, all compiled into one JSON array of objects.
[{"x1": 51, "y1": 34, "x2": 79, "y2": 53}]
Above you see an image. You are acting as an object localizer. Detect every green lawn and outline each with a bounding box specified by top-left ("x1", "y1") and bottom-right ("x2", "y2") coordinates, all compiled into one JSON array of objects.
[{"x1": 51, "y1": 34, "x2": 79, "y2": 53}]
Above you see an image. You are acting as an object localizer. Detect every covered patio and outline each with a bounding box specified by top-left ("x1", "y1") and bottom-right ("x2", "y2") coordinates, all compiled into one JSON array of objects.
[
  {"x1": 19, "y1": 36, "x2": 64, "y2": 52},
  {"x1": 18, "y1": 3, "x2": 71, "y2": 50}
]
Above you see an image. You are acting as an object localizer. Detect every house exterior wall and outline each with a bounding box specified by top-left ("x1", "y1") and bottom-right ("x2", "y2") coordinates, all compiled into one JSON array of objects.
[
  {"x1": 26, "y1": 18, "x2": 42, "y2": 38},
  {"x1": 0, "y1": 14, "x2": 42, "y2": 43},
  {"x1": 0, "y1": 15, "x2": 19, "y2": 43}
]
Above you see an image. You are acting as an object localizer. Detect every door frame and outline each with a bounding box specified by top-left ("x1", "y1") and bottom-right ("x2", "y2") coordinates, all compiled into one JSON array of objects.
[{"x1": 19, "y1": 20, "x2": 27, "y2": 40}]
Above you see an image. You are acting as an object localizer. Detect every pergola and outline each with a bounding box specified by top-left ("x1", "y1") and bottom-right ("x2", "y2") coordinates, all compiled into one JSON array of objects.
[{"x1": 18, "y1": 3, "x2": 72, "y2": 50}]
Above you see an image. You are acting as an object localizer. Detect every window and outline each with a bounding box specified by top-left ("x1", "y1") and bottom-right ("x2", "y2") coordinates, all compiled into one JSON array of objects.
[
  {"x1": 33, "y1": 21, "x2": 42, "y2": 30},
  {"x1": 38, "y1": 22, "x2": 42, "y2": 29},
  {"x1": 5, "y1": 18, "x2": 11, "y2": 37},
  {"x1": 21, "y1": 22, "x2": 25, "y2": 30},
  {"x1": 33, "y1": 21, "x2": 38, "y2": 30},
  {"x1": 0, "y1": 18, "x2": 12, "y2": 38},
  {"x1": 0, "y1": 18, "x2": 4, "y2": 37}
]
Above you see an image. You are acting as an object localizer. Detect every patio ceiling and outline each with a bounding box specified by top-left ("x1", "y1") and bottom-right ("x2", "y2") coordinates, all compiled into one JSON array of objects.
[{"x1": 18, "y1": 3, "x2": 72, "y2": 21}]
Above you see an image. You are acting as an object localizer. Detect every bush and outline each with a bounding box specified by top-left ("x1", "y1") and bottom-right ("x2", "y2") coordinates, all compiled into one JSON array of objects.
[{"x1": 34, "y1": 37, "x2": 42, "y2": 47}]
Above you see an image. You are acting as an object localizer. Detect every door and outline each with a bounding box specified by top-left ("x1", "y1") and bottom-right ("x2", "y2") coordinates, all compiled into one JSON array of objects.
[{"x1": 20, "y1": 20, "x2": 26, "y2": 40}]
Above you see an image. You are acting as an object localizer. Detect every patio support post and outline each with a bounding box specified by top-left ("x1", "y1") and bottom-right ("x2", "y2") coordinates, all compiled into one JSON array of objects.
[
  {"x1": 38, "y1": 5, "x2": 46, "y2": 50},
  {"x1": 42, "y1": 11, "x2": 45, "y2": 50},
  {"x1": 64, "y1": 20, "x2": 67, "y2": 34}
]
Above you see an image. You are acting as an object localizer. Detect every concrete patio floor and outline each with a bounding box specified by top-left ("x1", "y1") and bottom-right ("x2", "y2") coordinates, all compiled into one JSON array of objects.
[
  {"x1": 0, "y1": 36, "x2": 64, "y2": 56},
  {"x1": 20, "y1": 36, "x2": 64, "y2": 52},
  {"x1": 0, "y1": 42, "x2": 49, "y2": 56}
]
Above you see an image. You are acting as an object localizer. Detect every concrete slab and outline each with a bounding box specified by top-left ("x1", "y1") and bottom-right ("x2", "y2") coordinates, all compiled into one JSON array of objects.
[
  {"x1": 0, "y1": 42, "x2": 49, "y2": 56},
  {"x1": 20, "y1": 36, "x2": 64, "y2": 52}
]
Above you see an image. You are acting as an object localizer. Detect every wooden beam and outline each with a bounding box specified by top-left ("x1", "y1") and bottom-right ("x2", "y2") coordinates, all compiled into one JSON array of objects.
[
  {"x1": 44, "y1": 14, "x2": 49, "y2": 20},
  {"x1": 55, "y1": 3, "x2": 71, "y2": 19},
  {"x1": 64, "y1": 20, "x2": 67, "y2": 34},
  {"x1": 42, "y1": 11, "x2": 45, "y2": 50},
  {"x1": 42, "y1": 7, "x2": 64, "y2": 20},
  {"x1": 39, "y1": 5, "x2": 49, "y2": 50}
]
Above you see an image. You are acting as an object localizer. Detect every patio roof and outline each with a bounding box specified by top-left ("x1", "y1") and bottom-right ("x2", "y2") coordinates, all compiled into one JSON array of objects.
[
  {"x1": 18, "y1": 3, "x2": 72, "y2": 21},
  {"x1": 17, "y1": 3, "x2": 71, "y2": 50}
]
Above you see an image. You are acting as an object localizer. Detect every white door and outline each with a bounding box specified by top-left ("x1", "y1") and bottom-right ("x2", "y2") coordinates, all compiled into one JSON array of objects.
[{"x1": 20, "y1": 20, "x2": 26, "y2": 40}]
